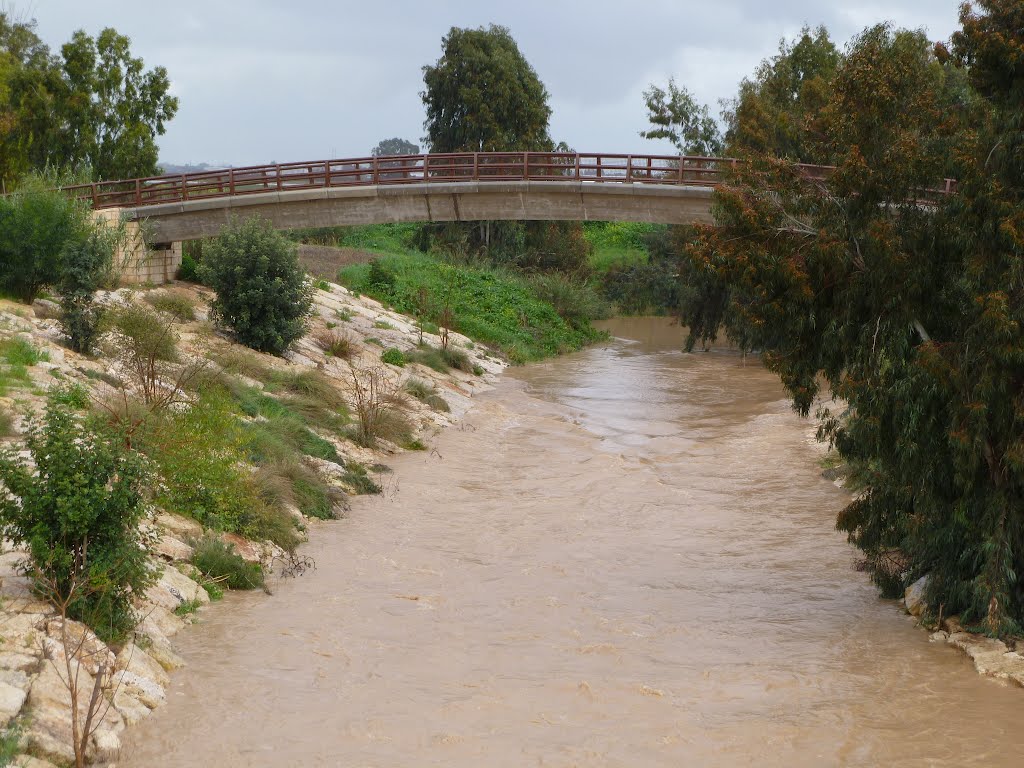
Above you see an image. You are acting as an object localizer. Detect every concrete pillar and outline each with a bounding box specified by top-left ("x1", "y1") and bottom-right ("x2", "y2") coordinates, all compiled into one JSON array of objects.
[{"x1": 91, "y1": 208, "x2": 182, "y2": 285}]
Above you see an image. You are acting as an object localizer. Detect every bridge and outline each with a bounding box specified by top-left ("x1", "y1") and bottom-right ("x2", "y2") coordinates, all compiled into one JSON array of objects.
[{"x1": 65, "y1": 152, "x2": 957, "y2": 283}]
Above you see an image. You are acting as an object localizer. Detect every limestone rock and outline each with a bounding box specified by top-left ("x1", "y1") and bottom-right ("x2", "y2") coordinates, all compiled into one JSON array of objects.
[
  {"x1": 136, "y1": 604, "x2": 185, "y2": 640},
  {"x1": 91, "y1": 728, "x2": 121, "y2": 762},
  {"x1": 115, "y1": 643, "x2": 169, "y2": 688},
  {"x1": 155, "y1": 533, "x2": 194, "y2": 562},
  {"x1": 44, "y1": 619, "x2": 115, "y2": 678},
  {"x1": 155, "y1": 512, "x2": 203, "y2": 540},
  {"x1": 144, "y1": 639, "x2": 185, "y2": 672},
  {"x1": 113, "y1": 669, "x2": 165, "y2": 709},
  {"x1": 112, "y1": 687, "x2": 152, "y2": 725},
  {"x1": 144, "y1": 564, "x2": 209, "y2": 612},
  {"x1": 928, "y1": 631, "x2": 948, "y2": 643},
  {"x1": 13, "y1": 756, "x2": 59, "y2": 768},
  {"x1": 0, "y1": 652, "x2": 42, "y2": 674},
  {"x1": 904, "y1": 575, "x2": 930, "y2": 617},
  {"x1": 0, "y1": 680, "x2": 27, "y2": 726},
  {"x1": 26, "y1": 662, "x2": 124, "y2": 764}
]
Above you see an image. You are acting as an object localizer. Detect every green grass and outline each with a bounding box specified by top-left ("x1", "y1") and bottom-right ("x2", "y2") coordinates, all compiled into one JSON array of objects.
[
  {"x1": 288, "y1": 223, "x2": 420, "y2": 253},
  {"x1": 0, "y1": 337, "x2": 48, "y2": 366},
  {"x1": 341, "y1": 461, "x2": 382, "y2": 495},
  {"x1": 338, "y1": 252, "x2": 605, "y2": 363},
  {"x1": 405, "y1": 378, "x2": 451, "y2": 413},
  {"x1": 192, "y1": 537, "x2": 265, "y2": 590}
]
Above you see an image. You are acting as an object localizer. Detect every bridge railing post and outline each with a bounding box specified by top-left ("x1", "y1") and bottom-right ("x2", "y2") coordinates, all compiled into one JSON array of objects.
[
  {"x1": 135, "y1": 179, "x2": 141, "y2": 206},
  {"x1": 229, "y1": 168, "x2": 236, "y2": 195},
  {"x1": 372, "y1": 156, "x2": 379, "y2": 185},
  {"x1": 181, "y1": 174, "x2": 188, "y2": 201},
  {"x1": 276, "y1": 165, "x2": 282, "y2": 191}
]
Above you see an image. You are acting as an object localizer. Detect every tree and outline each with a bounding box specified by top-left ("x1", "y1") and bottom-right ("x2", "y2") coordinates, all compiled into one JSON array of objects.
[
  {"x1": 676, "y1": 17, "x2": 1024, "y2": 635},
  {"x1": 640, "y1": 78, "x2": 723, "y2": 155},
  {"x1": 0, "y1": 392, "x2": 153, "y2": 643},
  {"x1": 200, "y1": 216, "x2": 313, "y2": 355},
  {"x1": 57, "y1": 228, "x2": 115, "y2": 354},
  {"x1": 723, "y1": 26, "x2": 840, "y2": 162},
  {"x1": 51, "y1": 28, "x2": 178, "y2": 180},
  {"x1": 0, "y1": 17, "x2": 177, "y2": 185},
  {"x1": 422, "y1": 24, "x2": 551, "y2": 153},
  {"x1": 371, "y1": 137, "x2": 419, "y2": 156}
]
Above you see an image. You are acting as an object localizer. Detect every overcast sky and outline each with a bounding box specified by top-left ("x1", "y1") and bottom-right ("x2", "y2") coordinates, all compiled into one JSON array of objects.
[{"x1": 28, "y1": 1, "x2": 961, "y2": 166}]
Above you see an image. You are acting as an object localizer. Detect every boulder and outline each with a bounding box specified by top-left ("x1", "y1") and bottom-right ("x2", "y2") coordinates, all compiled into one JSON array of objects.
[
  {"x1": 112, "y1": 687, "x2": 151, "y2": 725},
  {"x1": 136, "y1": 604, "x2": 185, "y2": 640},
  {"x1": 904, "y1": 575, "x2": 930, "y2": 617},
  {"x1": 112, "y1": 669, "x2": 165, "y2": 709},
  {"x1": 144, "y1": 565, "x2": 209, "y2": 613},
  {"x1": 90, "y1": 727, "x2": 121, "y2": 762},
  {"x1": 0, "y1": 680, "x2": 27, "y2": 727},
  {"x1": 13, "y1": 757, "x2": 59, "y2": 768},
  {"x1": 155, "y1": 533, "x2": 194, "y2": 562},
  {"x1": 114, "y1": 643, "x2": 169, "y2": 688},
  {"x1": 155, "y1": 512, "x2": 203, "y2": 540},
  {"x1": 44, "y1": 619, "x2": 114, "y2": 678},
  {"x1": 0, "y1": 652, "x2": 42, "y2": 675},
  {"x1": 143, "y1": 639, "x2": 185, "y2": 673}
]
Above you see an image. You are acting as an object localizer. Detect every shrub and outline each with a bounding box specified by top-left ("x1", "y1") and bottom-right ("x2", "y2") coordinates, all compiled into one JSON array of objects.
[
  {"x1": 49, "y1": 382, "x2": 90, "y2": 410},
  {"x1": 527, "y1": 273, "x2": 610, "y2": 328},
  {"x1": 191, "y1": 537, "x2": 265, "y2": 590},
  {"x1": 381, "y1": 347, "x2": 406, "y2": 367},
  {"x1": 58, "y1": 230, "x2": 115, "y2": 354},
  {"x1": 366, "y1": 260, "x2": 397, "y2": 295},
  {"x1": 341, "y1": 462, "x2": 382, "y2": 495},
  {"x1": 346, "y1": 363, "x2": 413, "y2": 447},
  {"x1": 440, "y1": 346, "x2": 473, "y2": 373},
  {"x1": 200, "y1": 217, "x2": 313, "y2": 354},
  {"x1": 0, "y1": 396, "x2": 153, "y2": 641},
  {"x1": 145, "y1": 291, "x2": 197, "y2": 321}
]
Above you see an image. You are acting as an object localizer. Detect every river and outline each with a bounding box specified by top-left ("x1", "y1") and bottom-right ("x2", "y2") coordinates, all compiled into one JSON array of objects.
[{"x1": 123, "y1": 317, "x2": 1024, "y2": 767}]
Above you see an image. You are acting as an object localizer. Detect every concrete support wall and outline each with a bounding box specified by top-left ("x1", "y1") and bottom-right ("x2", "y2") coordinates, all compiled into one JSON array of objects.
[
  {"x1": 91, "y1": 208, "x2": 182, "y2": 285},
  {"x1": 120, "y1": 181, "x2": 717, "y2": 243}
]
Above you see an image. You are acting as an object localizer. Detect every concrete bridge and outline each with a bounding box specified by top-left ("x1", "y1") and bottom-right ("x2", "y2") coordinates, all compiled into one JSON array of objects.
[{"x1": 66, "y1": 152, "x2": 955, "y2": 283}]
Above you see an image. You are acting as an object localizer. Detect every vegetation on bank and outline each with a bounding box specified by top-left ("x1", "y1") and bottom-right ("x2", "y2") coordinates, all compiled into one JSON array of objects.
[{"x1": 338, "y1": 251, "x2": 606, "y2": 363}]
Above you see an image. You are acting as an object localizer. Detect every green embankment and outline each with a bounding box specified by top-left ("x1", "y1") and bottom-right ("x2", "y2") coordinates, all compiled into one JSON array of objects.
[{"x1": 338, "y1": 250, "x2": 605, "y2": 363}]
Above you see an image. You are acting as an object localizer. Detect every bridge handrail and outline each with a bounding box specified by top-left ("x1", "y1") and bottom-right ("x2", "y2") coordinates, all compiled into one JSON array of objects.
[{"x1": 61, "y1": 152, "x2": 958, "y2": 211}]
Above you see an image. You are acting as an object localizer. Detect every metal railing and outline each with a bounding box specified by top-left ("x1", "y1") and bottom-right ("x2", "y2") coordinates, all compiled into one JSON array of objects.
[{"x1": 62, "y1": 152, "x2": 958, "y2": 210}]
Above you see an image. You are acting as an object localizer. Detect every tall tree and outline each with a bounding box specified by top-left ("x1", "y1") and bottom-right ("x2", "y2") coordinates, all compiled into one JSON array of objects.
[
  {"x1": 422, "y1": 24, "x2": 551, "y2": 153},
  {"x1": 724, "y1": 26, "x2": 840, "y2": 162}
]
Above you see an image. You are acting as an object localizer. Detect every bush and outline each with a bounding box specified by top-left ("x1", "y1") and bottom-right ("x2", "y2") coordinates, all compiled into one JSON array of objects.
[
  {"x1": 0, "y1": 173, "x2": 91, "y2": 303},
  {"x1": 0, "y1": 406, "x2": 13, "y2": 436},
  {"x1": 0, "y1": 338, "x2": 47, "y2": 367},
  {"x1": 191, "y1": 537, "x2": 265, "y2": 590},
  {"x1": 381, "y1": 347, "x2": 406, "y2": 367},
  {"x1": 440, "y1": 346, "x2": 473, "y2": 373},
  {"x1": 0, "y1": 396, "x2": 153, "y2": 641},
  {"x1": 404, "y1": 378, "x2": 450, "y2": 412},
  {"x1": 58, "y1": 230, "x2": 115, "y2": 354},
  {"x1": 527, "y1": 273, "x2": 610, "y2": 328},
  {"x1": 200, "y1": 217, "x2": 313, "y2": 354}
]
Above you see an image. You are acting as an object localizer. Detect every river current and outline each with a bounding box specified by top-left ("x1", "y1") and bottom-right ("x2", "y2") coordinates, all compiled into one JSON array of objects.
[{"x1": 123, "y1": 317, "x2": 1024, "y2": 767}]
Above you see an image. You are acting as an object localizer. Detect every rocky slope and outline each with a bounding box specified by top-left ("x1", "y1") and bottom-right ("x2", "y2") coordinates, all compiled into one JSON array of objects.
[{"x1": 0, "y1": 279, "x2": 504, "y2": 766}]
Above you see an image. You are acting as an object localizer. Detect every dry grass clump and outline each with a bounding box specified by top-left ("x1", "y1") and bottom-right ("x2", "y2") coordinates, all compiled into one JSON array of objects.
[
  {"x1": 346, "y1": 362, "x2": 414, "y2": 448},
  {"x1": 144, "y1": 290, "x2": 197, "y2": 321},
  {"x1": 404, "y1": 377, "x2": 450, "y2": 412},
  {"x1": 313, "y1": 328, "x2": 355, "y2": 359}
]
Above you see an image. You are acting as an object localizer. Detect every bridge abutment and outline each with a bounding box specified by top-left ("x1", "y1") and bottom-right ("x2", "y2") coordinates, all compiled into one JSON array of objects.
[{"x1": 92, "y1": 208, "x2": 182, "y2": 285}]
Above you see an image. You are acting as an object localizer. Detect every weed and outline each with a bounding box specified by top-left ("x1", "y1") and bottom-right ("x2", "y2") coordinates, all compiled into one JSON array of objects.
[
  {"x1": 404, "y1": 378, "x2": 451, "y2": 412},
  {"x1": 313, "y1": 328, "x2": 354, "y2": 359},
  {"x1": 345, "y1": 362, "x2": 413, "y2": 448},
  {"x1": 174, "y1": 597, "x2": 204, "y2": 617},
  {"x1": 374, "y1": 319, "x2": 395, "y2": 330},
  {"x1": 336, "y1": 308, "x2": 353, "y2": 321},
  {"x1": 191, "y1": 537, "x2": 265, "y2": 590},
  {"x1": 315, "y1": 279, "x2": 331, "y2": 291},
  {"x1": 406, "y1": 345, "x2": 448, "y2": 373},
  {"x1": 0, "y1": 337, "x2": 48, "y2": 366},
  {"x1": 341, "y1": 461, "x2": 382, "y2": 495},
  {"x1": 441, "y1": 346, "x2": 473, "y2": 373},
  {"x1": 364, "y1": 337, "x2": 384, "y2": 347},
  {"x1": 405, "y1": 438, "x2": 427, "y2": 451},
  {"x1": 0, "y1": 407, "x2": 12, "y2": 436},
  {"x1": 202, "y1": 581, "x2": 224, "y2": 601},
  {"x1": 145, "y1": 291, "x2": 197, "y2": 321},
  {"x1": 381, "y1": 347, "x2": 406, "y2": 367},
  {"x1": 49, "y1": 382, "x2": 90, "y2": 409},
  {"x1": 472, "y1": 364, "x2": 485, "y2": 376}
]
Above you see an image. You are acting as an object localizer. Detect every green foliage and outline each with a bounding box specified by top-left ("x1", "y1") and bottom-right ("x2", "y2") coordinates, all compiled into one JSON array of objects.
[
  {"x1": 0, "y1": 337, "x2": 46, "y2": 366},
  {"x1": 724, "y1": 25, "x2": 840, "y2": 162},
  {"x1": 678, "y1": 14, "x2": 1024, "y2": 634},
  {"x1": 405, "y1": 378, "x2": 451, "y2": 412},
  {"x1": 526, "y1": 273, "x2": 610, "y2": 329},
  {"x1": 0, "y1": 173, "x2": 91, "y2": 303},
  {"x1": 0, "y1": 405, "x2": 13, "y2": 436},
  {"x1": 200, "y1": 217, "x2": 313, "y2": 355},
  {"x1": 49, "y1": 382, "x2": 90, "y2": 410},
  {"x1": 381, "y1": 347, "x2": 406, "y2": 367},
  {"x1": 174, "y1": 597, "x2": 204, "y2": 617},
  {"x1": 341, "y1": 462, "x2": 381, "y2": 495},
  {"x1": 422, "y1": 24, "x2": 551, "y2": 153},
  {"x1": 0, "y1": 395, "x2": 153, "y2": 642},
  {"x1": 138, "y1": 388, "x2": 301, "y2": 551},
  {"x1": 58, "y1": 228, "x2": 115, "y2": 354},
  {"x1": 640, "y1": 78, "x2": 723, "y2": 155},
  {"x1": 338, "y1": 252, "x2": 604, "y2": 362},
  {"x1": 191, "y1": 537, "x2": 265, "y2": 590}
]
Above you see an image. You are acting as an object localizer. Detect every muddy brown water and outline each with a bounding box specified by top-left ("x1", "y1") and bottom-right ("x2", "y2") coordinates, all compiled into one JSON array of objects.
[{"x1": 123, "y1": 317, "x2": 1024, "y2": 767}]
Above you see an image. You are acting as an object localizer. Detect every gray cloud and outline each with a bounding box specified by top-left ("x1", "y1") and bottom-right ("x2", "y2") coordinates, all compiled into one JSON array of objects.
[{"x1": 30, "y1": 0, "x2": 961, "y2": 166}]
